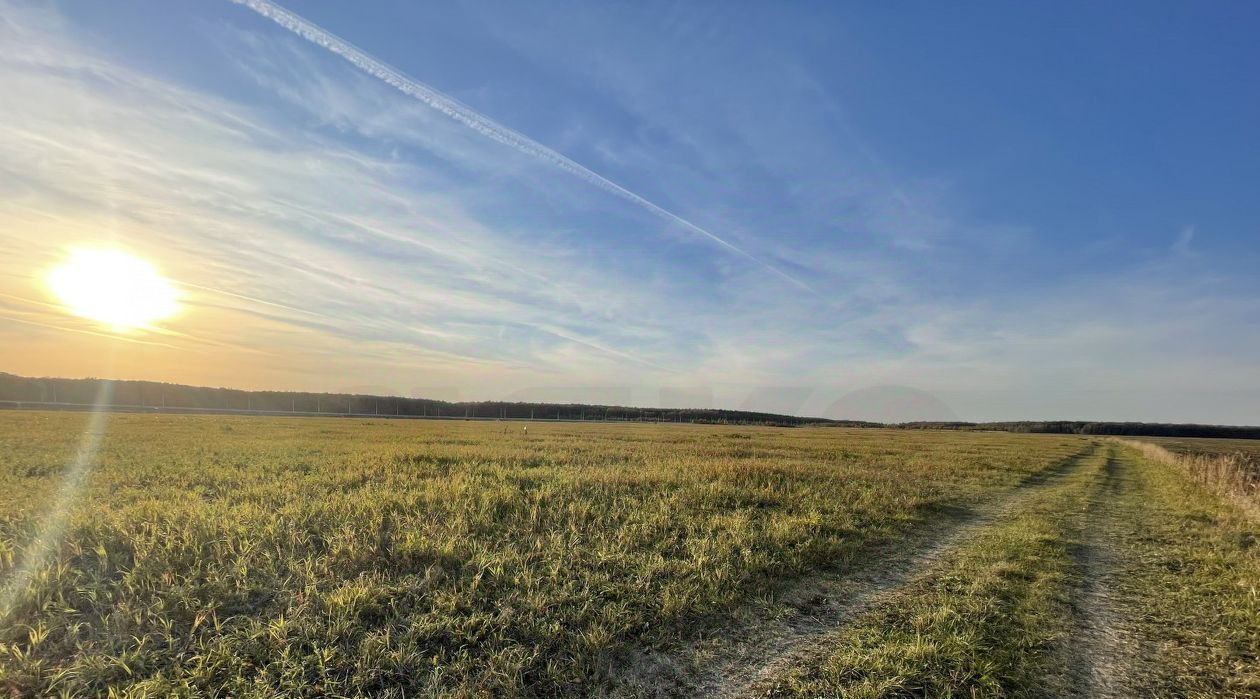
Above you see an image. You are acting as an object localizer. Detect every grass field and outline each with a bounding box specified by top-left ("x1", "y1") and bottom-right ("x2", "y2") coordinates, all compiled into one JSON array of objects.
[
  {"x1": 1119, "y1": 435, "x2": 1260, "y2": 519},
  {"x1": 1128, "y1": 435, "x2": 1260, "y2": 458},
  {"x1": 754, "y1": 443, "x2": 1260, "y2": 697},
  {"x1": 0, "y1": 412, "x2": 1256, "y2": 697}
]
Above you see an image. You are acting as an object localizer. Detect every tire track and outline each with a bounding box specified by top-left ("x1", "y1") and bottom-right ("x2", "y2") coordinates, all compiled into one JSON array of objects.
[
  {"x1": 606, "y1": 444, "x2": 1101, "y2": 698},
  {"x1": 1061, "y1": 447, "x2": 1140, "y2": 698}
]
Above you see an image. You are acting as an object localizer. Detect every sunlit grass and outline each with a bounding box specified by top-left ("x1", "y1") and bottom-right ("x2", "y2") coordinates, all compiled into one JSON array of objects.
[
  {"x1": 0, "y1": 413, "x2": 1084, "y2": 696},
  {"x1": 758, "y1": 444, "x2": 1260, "y2": 697}
]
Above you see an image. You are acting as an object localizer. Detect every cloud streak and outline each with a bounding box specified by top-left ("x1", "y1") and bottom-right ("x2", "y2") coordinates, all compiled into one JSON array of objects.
[
  {"x1": 4, "y1": 0, "x2": 1258, "y2": 422},
  {"x1": 0, "y1": 4, "x2": 692, "y2": 389},
  {"x1": 226, "y1": 0, "x2": 815, "y2": 292}
]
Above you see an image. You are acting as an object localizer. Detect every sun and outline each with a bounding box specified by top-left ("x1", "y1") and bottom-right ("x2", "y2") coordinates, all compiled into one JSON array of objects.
[{"x1": 47, "y1": 248, "x2": 181, "y2": 330}]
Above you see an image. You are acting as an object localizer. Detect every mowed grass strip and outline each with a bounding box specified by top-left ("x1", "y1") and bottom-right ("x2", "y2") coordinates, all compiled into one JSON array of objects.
[
  {"x1": 1104, "y1": 446, "x2": 1260, "y2": 695},
  {"x1": 1127, "y1": 435, "x2": 1260, "y2": 459},
  {"x1": 0, "y1": 413, "x2": 1084, "y2": 697}
]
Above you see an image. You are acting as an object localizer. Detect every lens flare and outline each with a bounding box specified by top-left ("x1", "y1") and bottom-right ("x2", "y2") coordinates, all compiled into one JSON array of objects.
[{"x1": 47, "y1": 248, "x2": 180, "y2": 330}]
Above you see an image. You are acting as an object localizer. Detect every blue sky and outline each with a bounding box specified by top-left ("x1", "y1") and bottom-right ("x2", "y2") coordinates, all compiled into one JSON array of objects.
[{"x1": 1, "y1": 0, "x2": 1257, "y2": 422}]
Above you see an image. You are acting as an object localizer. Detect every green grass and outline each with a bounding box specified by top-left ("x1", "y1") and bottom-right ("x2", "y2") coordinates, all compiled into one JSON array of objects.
[
  {"x1": 758, "y1": 444, "x2": 1260, "y2": 698},
  {"x1": 4, "y1": 413, "x2": 1256, "y2": 698},
  {"x1": 0, "y1": 412, "x2": 1085, "y2": 697},
  {"x1": 1121, "y1": 436, "x2": 1260, "y2": 516},
  {"x1": 756, "y1": 444, "x2": 1104, "y2": 698},
  {"x1": 1129, "y1": 435, "x2": 1260, "y2": 458},
  {"x1": 1104, "y1": 447, "x2": 1260, "y2": 695}
]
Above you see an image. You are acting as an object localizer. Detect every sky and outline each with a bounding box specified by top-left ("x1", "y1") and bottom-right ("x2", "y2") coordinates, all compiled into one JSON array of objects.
[{"x1": 1, "y1": 0, "x2": 1258, "y2": 423}]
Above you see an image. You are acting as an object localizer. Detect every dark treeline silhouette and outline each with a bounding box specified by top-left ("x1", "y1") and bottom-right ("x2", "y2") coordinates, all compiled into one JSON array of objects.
[
  {"x1": 0, "y1": 373, "x2": 836, "y2": 427},
  {"x1": 3, "y1": 373, "x2": 1256, "y2": 437},
  {"x1": 897, "y1": 420, "x2": 1260, "y2": 440}
]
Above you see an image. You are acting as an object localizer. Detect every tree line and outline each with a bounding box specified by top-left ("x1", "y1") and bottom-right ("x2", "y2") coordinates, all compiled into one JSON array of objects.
[
  {"x1": 896, "y1": 420, "x2": 1260, "y2": 440},
  {"x1": 0, "y1": 373, "x2": 832, "y2": 426},
  {"x1": 3, "y1": 373, "x2": 1256, "y2": 437}
]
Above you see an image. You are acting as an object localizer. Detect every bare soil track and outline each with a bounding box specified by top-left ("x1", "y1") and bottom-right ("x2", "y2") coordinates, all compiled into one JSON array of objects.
[
  {"x1": 1059, "y1": 450, "x2": 1140, "y2": 698},
  {"x1": 606, "y1": 445, "x2": 1102, "y2": 698}
]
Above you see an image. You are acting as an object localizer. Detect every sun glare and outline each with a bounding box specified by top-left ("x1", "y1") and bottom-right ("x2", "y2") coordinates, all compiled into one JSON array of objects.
[{"x1": 47, "y1": 248, "x2": 181, "y2": 330}]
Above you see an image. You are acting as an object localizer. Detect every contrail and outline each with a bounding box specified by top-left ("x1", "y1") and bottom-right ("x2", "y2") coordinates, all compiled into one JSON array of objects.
[{"x1": 227, "y1": 0, "x2": 814, "y2": 293}]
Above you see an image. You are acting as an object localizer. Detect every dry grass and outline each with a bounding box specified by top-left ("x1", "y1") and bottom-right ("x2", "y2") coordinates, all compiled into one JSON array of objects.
[
  {"x1": 0, "y1": 412, "x2": 1088, "y2": 698},
  {"x1": 758, "y1": 444, "x2": 1260, "y2": 698},
  {"x1": 1117, "y1": 438, "x2": 1260, "y2": 516},
  {"x1": 754, "y1": 445, "x2": 1107, "y2": 699}
]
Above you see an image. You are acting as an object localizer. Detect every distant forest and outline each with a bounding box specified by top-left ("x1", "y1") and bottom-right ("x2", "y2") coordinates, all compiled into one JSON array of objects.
[
  {"x1": 897, "y1": 420, "x2": 1260, "y2": 440},
  {"x1": 0, "y1": 373, "x2": 836, "y2": 427},
  {"x1": 2, "y1": 372, "x2": 1257, "y2": 437}
]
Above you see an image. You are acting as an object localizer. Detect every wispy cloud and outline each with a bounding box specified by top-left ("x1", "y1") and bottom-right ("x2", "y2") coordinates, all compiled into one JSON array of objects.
[
  {"x1": 1172, "y1": 226, "x2": 1196, "y2": 256},
  {"x1": 0, "y1": 2, "x2": 690, "y2": 391},
  {"x1": 2, "y1": 0, "x2": 1257, "y2": 422},
  {"x1": 226, "y1": 0, "x2": 816, "y2": 293}
]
